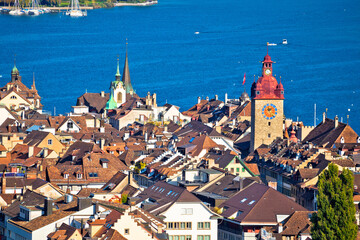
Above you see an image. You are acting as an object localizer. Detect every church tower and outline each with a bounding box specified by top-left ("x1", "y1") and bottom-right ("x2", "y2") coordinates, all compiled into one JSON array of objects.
[
  {"x1": 250, "y1": 53, "x2": 284, "y2": 152},
  {"x1": 106, "y1": 58, "x2": 126, "y2": 110}
]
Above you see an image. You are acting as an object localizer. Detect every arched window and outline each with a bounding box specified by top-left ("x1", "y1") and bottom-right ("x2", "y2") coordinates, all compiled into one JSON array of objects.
[
  {"x1": 357, "y1": 136, "x2": 360, "y2": 143},
  {"x1": 10, "y1": 96, "x2": 17, "y2": 99},
  {"x1": 340, "y1": 136, "x2": 345, "y2": 143},
  {"x1": 117, "y1": 92, "x2": 122, "y2": 102}
]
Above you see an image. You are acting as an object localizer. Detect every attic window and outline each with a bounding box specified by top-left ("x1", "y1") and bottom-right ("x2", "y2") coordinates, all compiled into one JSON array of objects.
[
  {"x1": 357, "y1": 136, "x2": 360, "y2": 144},
  {"x1": 340, "y1": 136, "x2": 345, "y2": 143},
  {"x1": 48, "y1": 139, "x2": 53, "y2": 145},
  {"x1": 77, "y1": 173, "x2": 82, "y2": 179},
  {"x1": 10, "y1": 96, "x2": 17, "y2": 99},
  {"x1": 248, "y1": 200, "x2": 255, "y2": 205},
  {"x1": 89, "y1": 172, "x2": 98, "y2": 178},
  {"x1": 64, "y1": 173, "x2": 69, "y2": 179},
  {"x1": 67, "y1": 121, "x2": 73, "y2": 129},
  {"x1": 240, "y1": 198, "x2": 247, "y2": 203}
]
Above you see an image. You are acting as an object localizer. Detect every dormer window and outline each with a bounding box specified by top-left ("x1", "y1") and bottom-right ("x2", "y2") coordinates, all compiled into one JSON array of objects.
[
  {"x1": 100, "y1": 158, "x2": 109, "y2": 168},
  {"x1": 340, "y1": 136, "x2": 345, "y2": 143},
  {"x1": 77, "y1": 173, "x2": 82, "y2": 179},
  {"x1": 64, "y1": 173, "x2": 69, "y2": 179},
  {"x1": 67, "y1": 121, "x2": 73, "y2": 129}
]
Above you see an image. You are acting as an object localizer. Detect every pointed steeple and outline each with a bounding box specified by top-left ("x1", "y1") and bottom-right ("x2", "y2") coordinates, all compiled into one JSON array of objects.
[
  {"x1": 31, "y1": 72, "x2": 36, "y2": 90},
  {"x1": 122, "y1": 40, "x2": 134, "y2": 95},
  {"x1": 115, "y1": 57, "x2": 121, "y2": 81}
]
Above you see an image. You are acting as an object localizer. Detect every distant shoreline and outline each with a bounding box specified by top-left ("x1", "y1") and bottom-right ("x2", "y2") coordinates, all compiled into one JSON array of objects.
[
  {"x1": 114, "y1": 1, "x2": 158, "y2": 7},
  {"x1": 0, "y1": 1, "x2": 157, "y2": 11}
]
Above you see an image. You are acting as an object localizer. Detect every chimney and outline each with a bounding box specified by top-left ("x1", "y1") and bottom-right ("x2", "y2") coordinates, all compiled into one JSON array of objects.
[
  {"x1": 1, "y1": 173, "x2": 6, "y2": 194},
  {"x1": 101, "y1": 91, "x2": 105, "y2": 97},
  {"x1": 335, "y1": 115, "x2": 339, "y2": 128},
  {"x1": 43, "y1": 148, "x2": 49, "y2": 158},
  {"x1": 100, "y1": 138, "x2": 105, "y2": 150},
  {"x1": 44, "y1": 197, "x2": 53, "y2": 216},
  {"x1": 322, "y1": 112, "x2": 326, "y2": 123},
  {"x1": 28, "y1": 146, "x2": 34, "y2": 158},
  {"x1": 124, "y1": 131, "x2": 130, "y2": 141},
  {"x1": 164, "y1": 125, "x2": 168, "y2": 132},
  {"x1": 144, "y1": 132, "x2": 148, "y2": 142},
  {"x1": 78, "y1": 197, "x2": 92, "y2": 211},
  {"x1": 278, "y1": 223, "x2": 283, "y2": 233},
  {"x1": 215, "y1": 94, "x2": 218, "y2": 101},
  {"x1": 239, "y1": 177, "x2": 244, "y2": 190},
  {"x1": 128, "y1": 171, "x2": 133, "y2": 186},
  {"x1": 197, "y1": 96, "x2": 201, "y2": 104},
  {"x1": 206, "y1": 96, "x2": 209, "y2": 101},
  {"x1": 225, "y1": 93, "x2": 228, "y2": 104}
]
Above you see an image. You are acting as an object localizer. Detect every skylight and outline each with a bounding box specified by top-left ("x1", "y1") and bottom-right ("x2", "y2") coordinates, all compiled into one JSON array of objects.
[
  {"x1": 167, "y1": 190, "x2": 173, "y2": 196},
  {"x1": 240, "y1": 198, "x2": 247, "y2": 203},
  {"x1": 248, "y1": 200, "x2": 255, "y2": 205}
]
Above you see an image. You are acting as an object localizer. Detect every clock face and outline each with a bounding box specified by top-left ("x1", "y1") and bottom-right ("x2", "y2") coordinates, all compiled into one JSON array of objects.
[
  {"x1": 262, "y1": 104, "x2": 277, "y2": 120},
  {"x1": 265, "y1": 69, "x2": 271, "y2": 75}
]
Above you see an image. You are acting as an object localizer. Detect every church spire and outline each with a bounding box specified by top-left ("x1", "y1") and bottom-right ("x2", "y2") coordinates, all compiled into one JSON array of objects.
[
  {"x1": 122, "y1": 40, "x2": 134, "y2": 95},
  {"x1": 115, "y1": 56, "x2": 121, "y2": 80}
]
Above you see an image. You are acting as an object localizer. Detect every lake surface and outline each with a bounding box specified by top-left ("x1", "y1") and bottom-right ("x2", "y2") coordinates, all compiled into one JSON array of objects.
[{"x1": 0, "y1": 0, "x2": 360, "y2": 132}]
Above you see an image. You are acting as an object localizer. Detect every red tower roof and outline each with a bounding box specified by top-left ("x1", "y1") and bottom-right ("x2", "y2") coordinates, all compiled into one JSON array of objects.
[{"x1": 251, "y1": 53, "x2": 284, "y2": 100}]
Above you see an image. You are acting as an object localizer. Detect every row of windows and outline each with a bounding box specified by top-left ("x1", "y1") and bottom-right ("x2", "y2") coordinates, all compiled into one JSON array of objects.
[
  {"x1": 169, "y1": 236, "x2": 191, "y2": 240},
  {"x1": 167, "y1": 222, "x2": 192, "y2": 230},
  {"x1": 197, "y1": 222, "x2": 211, "y2": 230},
  {"x1": 225, "y1": 168, "x2": 246, "y2": 173},
  {"x1": 168, "y1": 236, "x2": 211, "y2": 240}
]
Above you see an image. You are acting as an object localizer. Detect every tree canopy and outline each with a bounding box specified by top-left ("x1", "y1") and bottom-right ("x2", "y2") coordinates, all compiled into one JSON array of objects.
[{"x1": 311, "y1": 163, "x2": 357, "y2": 240}]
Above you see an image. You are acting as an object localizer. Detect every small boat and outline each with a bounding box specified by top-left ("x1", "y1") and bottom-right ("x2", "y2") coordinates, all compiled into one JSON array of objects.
[
  {"x1": 282, "y1": 39, "x2": 288, "y2": 45},
  {"x1": 66, "y1": 0, "x2": 87, "y2": 17},
  {"x1": 9, "y1": 0, "x2": 24, "y2": 15},
  {"x1": 267, "y1": 42, "x2": 277, "y2": 46},
  {"x1": 194, "y1": 32, "x2": 200, "y2": 34}
]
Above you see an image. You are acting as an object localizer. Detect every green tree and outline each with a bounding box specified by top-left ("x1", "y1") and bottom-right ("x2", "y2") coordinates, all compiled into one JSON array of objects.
[
  {"x1": 311, "y1": 163, "x2": 357, "y2": 240},
  {"x1": 121, "y1": 193, "x2": 128, "y2": 204},
  {"x1": 134, "y1": 161, "x2": 146, "y2": 174}
]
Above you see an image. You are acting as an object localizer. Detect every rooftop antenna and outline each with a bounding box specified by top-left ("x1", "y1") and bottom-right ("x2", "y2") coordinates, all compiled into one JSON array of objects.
[
  {"x1": 347, "y1": 115, "x2": 349, "y2": 124},
  {"x1": 54, "y1": 106, "x2": 56, "y2": 116},
  {"x1": 314, "y1": 103, "x2": 316, "y2": 127},
  {"x1": 14, "y1": 54, "x2": 16, "y2": 66}
]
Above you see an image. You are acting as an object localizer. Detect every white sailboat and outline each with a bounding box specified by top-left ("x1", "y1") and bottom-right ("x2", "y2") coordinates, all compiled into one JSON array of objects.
[
  {"x1": 66, "y1": 0, "x2": 86, "y2": 17},
  {"x1": 9, "y1": 0, "x2": 24, "y2": 15},
  {"x1": 26, "y1": 0, "x2": 40, "y2": 16}
]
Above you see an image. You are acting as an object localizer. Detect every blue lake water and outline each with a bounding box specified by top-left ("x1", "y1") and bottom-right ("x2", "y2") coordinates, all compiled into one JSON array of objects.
[{"x1": 0, "y1": 0, "x2": 360, "y2": 133}]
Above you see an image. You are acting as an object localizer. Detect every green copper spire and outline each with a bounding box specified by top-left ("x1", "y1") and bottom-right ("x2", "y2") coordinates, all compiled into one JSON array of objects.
[
  {"x1": 115, "y1": 57, "x2": 120, "y2": 78},
  {"x1": 106, "y1": 91, "x2": 117, "y2": 110}
]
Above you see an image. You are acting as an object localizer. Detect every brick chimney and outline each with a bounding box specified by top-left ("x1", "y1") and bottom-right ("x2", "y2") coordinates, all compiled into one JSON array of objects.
[
  {"x1": 28, "y1": 146, "x2": 34, "y2": 158},
  {"x1": 1, "y1": 173, "x2": 6, "y2": 194},
  {"x1": 335, "y1": 115, "x2": 339, "y2": 128}
]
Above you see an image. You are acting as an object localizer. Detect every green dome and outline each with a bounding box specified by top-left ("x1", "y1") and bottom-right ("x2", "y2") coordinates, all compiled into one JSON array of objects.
[{"x1": 12, "y1": 65, "x2": 19, "y2": 74}]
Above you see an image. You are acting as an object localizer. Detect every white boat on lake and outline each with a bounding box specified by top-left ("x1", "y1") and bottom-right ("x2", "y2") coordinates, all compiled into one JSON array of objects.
[
  {"x1": 282, "y1": 39, "x2": 288, "y2": 45},
  {"x1": 66, "y1": 0, "x2": 87, "y2": 17},
  {"x1": 9, "y1": 0, "x2": 24, "y2": 15}
]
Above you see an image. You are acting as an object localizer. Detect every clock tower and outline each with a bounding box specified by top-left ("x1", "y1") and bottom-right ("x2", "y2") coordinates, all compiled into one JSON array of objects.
[{"x1": 250, "y1": 53, "x2": 284, "y2": 152}]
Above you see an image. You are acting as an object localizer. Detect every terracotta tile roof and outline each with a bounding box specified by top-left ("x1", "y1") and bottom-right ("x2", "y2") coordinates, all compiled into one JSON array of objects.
[
  {"x1": 245, "y1": 163, "x2": 260, "y2": 176},
  {"x1": 298, "y1": 168, "x2": 320, "y2": 180},
  {"x1": 280, "y1": 211, "x2": 314, "y2": 236},
  {"x1": 303, "y1": 118, "x2": 359, "y2": 147},
  {"x1": 47, "y1": 223, "x2": 79, "y2": 240},
  {"x1": 23, "y1": 130, "x2": 50, "y2": 146},
  {"x1": 220, "y1": 183, "x2": 307, "y2": 224},
  {"x1": 77, "y1": 92, "x2": 110, "y2": 113}
]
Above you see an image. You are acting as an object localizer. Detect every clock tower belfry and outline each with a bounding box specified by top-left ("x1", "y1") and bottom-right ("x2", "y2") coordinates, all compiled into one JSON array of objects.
[{"x1": 250, "y1": 53, "x2": 284, "y2": 152}]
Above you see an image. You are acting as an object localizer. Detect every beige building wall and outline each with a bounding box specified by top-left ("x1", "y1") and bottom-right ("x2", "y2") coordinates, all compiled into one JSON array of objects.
[
  {"x1": 250, "y1": 99, "x2": 284, "y2": 152},
  {"x1": 37, "y1": 133, "x2": 65, "y2": 155},
  {"x1": 112, "y1": 208, "x2": 156, "y2": 239},
  {"x1": 0, "y1": 91, "x2": 31, "y2": 110}
]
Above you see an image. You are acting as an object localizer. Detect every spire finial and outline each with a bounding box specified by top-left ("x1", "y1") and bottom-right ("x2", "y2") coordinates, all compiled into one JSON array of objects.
[
  {"x1": 14, "y1": 54, "x2": 16, "y2": 67},
  {"x1": 126, "y1": 38, "x2": 128, "y2": 54},
  {"x1": 115, "y1": 55, "x2": 120, "y2": 77},
  {"x1": 253, "y1": 74, "x2": 256, "y2": 83},
  {"x1": 266, "y1": 43, "x2": 269, "y2": 55}
]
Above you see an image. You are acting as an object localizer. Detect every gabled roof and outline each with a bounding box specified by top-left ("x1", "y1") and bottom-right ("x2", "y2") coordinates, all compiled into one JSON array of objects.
[
  {"x1": 23, "y1": 130, "x2": 50, "y2": 146},
  {"x1": 303, "y1": 118, "x2": 359, "y2": 147},
  {"x1": 76, "y1": 92, "x2": 109, "y2": 113},
  {"x1": 220, "y1": 183, "x2": 306, "y2": 224}
]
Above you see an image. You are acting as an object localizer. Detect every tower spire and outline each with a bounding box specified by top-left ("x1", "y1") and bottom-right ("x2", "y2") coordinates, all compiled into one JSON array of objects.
[
  {"x1": 122, "y1": 39, "x2": 134, "y2": 96},
  {"x1": 115, "y1": 56, "x2": 121, "y2": 79}
]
